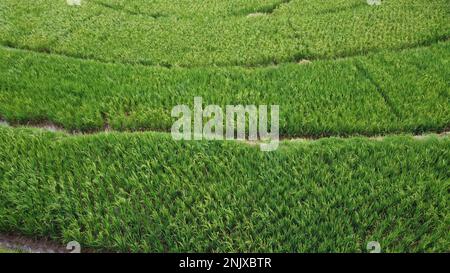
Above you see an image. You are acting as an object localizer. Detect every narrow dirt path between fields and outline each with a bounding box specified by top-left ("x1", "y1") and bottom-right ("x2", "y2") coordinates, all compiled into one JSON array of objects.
[
  {"x1": 0, "y1": 233, "x2": 72, "y2": 253},
  {"x1": 0, "y1": 233, "x2": 102, "y2": 253},
  {"x1": 1, "y1": 118, "x2": 449, "y2": 143}
]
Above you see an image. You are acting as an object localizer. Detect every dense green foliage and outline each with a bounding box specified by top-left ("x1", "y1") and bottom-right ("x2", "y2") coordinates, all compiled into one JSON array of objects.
[
  {"x1": 1, "y1": 0, "x2": 448, "y2": 136},
  {"x1": 0, "y1": 127, "x2": 448, "y2": 252},
  {"x1": 0, "y1": 41, "x2": 449, "y2": 136},
  {"x1": 1, "y1": 0, "x2": 448, "y2": 66},
  {"x1": 0, "y1": 0, "x2": 449, "y2": 253}
]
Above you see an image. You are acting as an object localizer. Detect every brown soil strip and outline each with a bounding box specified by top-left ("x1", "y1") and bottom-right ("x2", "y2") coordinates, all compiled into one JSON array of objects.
[
  {"x1": 0, "y1": 232, "x2": 104, "y2": 253},
  {"x1": 0, "y1": 233, "x2": 71, "y2": 253},
  {"x1": 1, "y1": 117, "x2": 449, "y2": 143}
]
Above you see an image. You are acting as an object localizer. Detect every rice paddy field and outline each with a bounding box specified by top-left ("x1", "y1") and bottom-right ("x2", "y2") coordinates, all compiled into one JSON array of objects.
[{"x1": 0, "y1": 0, "x2": 449, "y2": 253}]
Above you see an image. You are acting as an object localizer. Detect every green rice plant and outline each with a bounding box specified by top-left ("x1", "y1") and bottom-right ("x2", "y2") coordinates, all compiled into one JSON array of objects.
[
  {"x1": 359, "y1": 42, "x2": 450, "y2": 133},
  {"x1": 0, "y1": 0, "x2": 449, "y2": 254},
  {"x1": 0, "y1": 127, "x2": 448, "y2": 252},
  {"x1": 0, "y1": 41, "x2": 448, "y2": 136},
  {"x1": 1, "y1": 0, "x2": 448, "y2": 66}
]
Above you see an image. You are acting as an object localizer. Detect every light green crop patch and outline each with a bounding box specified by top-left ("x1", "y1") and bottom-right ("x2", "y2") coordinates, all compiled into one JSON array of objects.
[
  {"x1": 0, "y1": 127, "x2": 448, "y2": 252},
  {"x1": 1, "y1": 0, "x2": 448, "y2": 66}
]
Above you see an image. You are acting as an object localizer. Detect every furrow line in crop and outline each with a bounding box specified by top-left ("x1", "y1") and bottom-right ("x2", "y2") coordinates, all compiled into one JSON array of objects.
[
  {"x1": 256, "y1": 0, "x2": 291, "y2": 14},
  {"x1": 355, "y1": 61, "x2": 402, "y2": 119},
  {"x1": 0, "y1": 32, "x2": 450, "y2": 69},
  {"x1": 240, "y1": 0, "x2": 292, "y2": 16},
  {"x1": 1, "y1": 34, "x2": 448, "y2": 69},
  {"x1": 295, "y1": 34, "x2": 450, "y2": 65},
  {"x1": 313, "y1": 2, "x2": 367, "y2": 16},
  {"x1": 91, "y1": 0, "x2": 166, "y2": 19}
]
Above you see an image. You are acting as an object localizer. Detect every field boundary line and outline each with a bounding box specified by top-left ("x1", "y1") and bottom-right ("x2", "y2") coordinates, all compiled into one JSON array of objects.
[
  {"x1": 0, "y1": 233, "x2": 98, "y2": 253},
  {"x1": 1, "y1": 117, "x2": 449, "y2": 142},
  {"x1": 313, "y1": 2, "x2": 367, "y2": 16},
  {"x1": 1, "y1": 35, "x2": 448, "y2": 69}
]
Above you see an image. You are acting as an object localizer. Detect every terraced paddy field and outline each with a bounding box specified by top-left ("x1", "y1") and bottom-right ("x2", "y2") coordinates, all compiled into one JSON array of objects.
[{"x1": 0, "y1": 0, "x2": 449, "y2": 253}]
